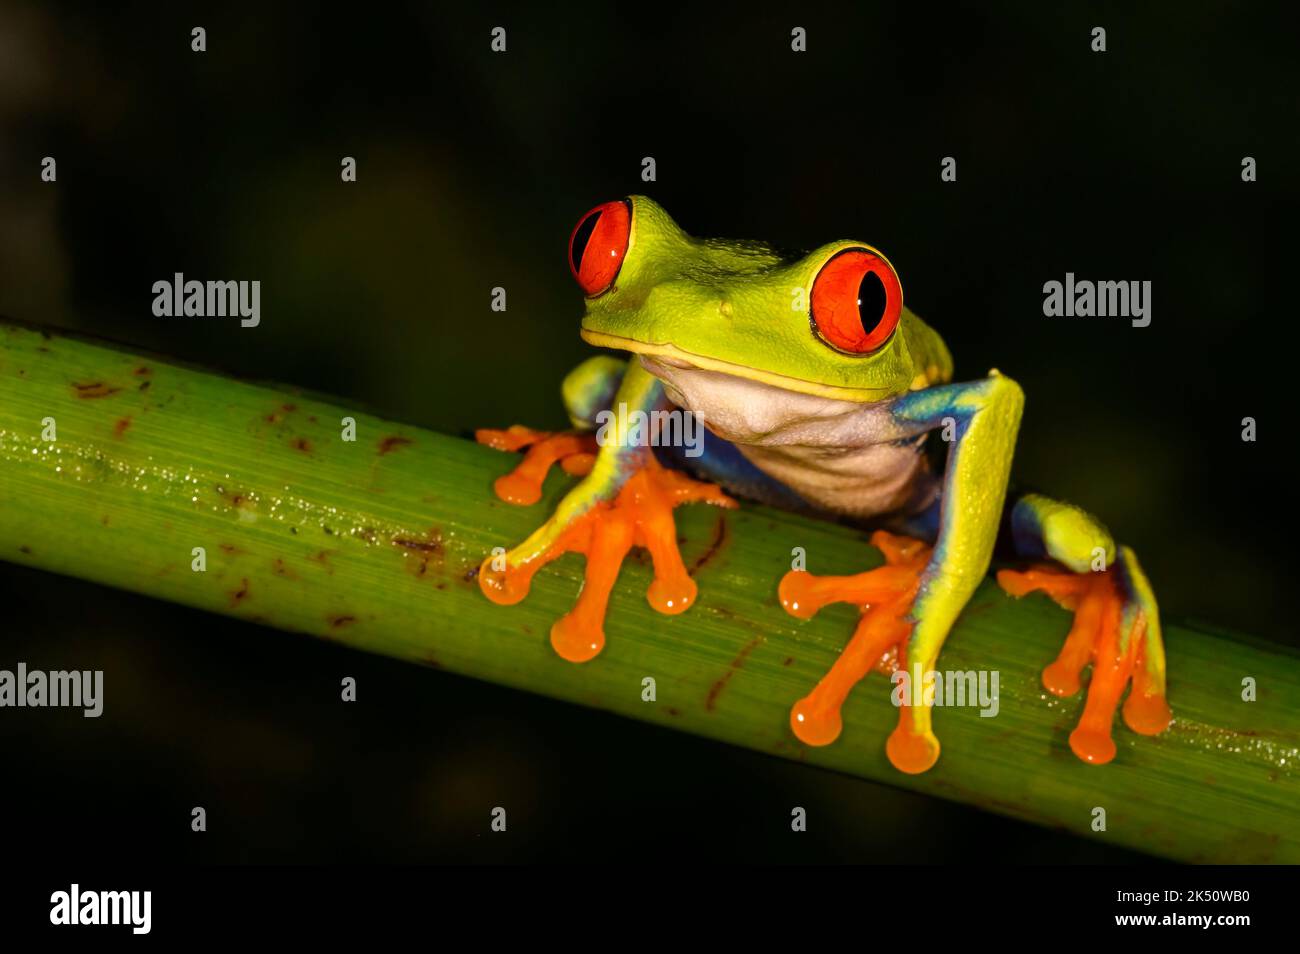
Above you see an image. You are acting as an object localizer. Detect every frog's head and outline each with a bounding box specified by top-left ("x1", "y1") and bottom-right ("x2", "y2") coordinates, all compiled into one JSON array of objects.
[{"x1": 570, "y1": 195, "x2": 951, "y2": 405}]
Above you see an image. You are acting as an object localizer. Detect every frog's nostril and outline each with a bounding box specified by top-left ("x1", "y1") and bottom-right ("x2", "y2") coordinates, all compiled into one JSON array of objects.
[{"x1": 718, "y1": 300, "x2": 734, "y2": 318}]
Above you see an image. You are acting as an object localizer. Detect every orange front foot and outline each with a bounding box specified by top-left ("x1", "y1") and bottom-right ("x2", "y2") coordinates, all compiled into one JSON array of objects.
[
  {"x1": 478, "y1": 453, "x2": 736, "y2": 663},
  {"x1": 997, "y1": 562, "x2": 1172, "y2": 765},
  {"x1": 779, "y1": 531, "x2": 940, "y2": 774},
  {"x1": 475, "y1": 425, "x2": 598, "y2": 505}
]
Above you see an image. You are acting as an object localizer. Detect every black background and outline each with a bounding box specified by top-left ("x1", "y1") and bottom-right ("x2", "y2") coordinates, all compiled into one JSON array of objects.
[{"x1": 0, "y1": 2, "x2": 1294, "y2": 862}]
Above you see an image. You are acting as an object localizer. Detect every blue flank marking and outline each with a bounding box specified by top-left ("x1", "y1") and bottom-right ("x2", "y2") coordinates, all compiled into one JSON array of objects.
[
  {"x1": 892, "y1": 493, "x2": 942, "y2": 543},
  {"x1": 1009, "y1": 498, "x2": 1049, "y2": 561},
  {"x1": 654, "y1": 431, "x2": 812, "y2": 512}
]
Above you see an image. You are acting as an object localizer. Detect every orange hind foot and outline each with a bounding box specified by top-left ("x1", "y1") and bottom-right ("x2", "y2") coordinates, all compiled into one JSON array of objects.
[{"x1": 997, "y1": 560, "x2": 1172, "y2": 765}]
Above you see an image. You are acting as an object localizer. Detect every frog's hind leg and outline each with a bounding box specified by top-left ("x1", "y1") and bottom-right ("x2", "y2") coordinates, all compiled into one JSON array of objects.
[{"x1": 997, "y1": 493, "x2": 1171, "y2": 764}]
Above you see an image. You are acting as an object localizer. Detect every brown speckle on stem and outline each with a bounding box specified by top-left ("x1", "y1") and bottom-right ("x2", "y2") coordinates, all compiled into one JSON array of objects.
[
  {"x1": 688, "y1": 514, "x2": 730, "y2": 576},
  {"x1": 392, "y1": 528, "x2": 445, "y2": 579},
  {"x1": 391, "y1": 535, "x2": 442, "y2": 554},
  {"x1": 705, "y1": 635, "x2": 762, "y2": 711},
  {"x1": 267, "y1": 404, "x2": 299, "y2": 425},
  {"x1": 73, "y1": 381, "x2": 122, "y2": 399},
  {"x1": 272, "y1": 558, "x2": 299, "y2": 580}
]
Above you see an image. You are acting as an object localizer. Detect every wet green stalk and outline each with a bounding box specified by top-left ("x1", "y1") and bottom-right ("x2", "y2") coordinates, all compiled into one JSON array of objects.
[{"x1": 1, "y1": 317, "x2": 1297, "y2": 862}]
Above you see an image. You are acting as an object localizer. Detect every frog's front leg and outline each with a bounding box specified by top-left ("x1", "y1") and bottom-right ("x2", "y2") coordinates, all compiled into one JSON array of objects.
[
  {"x1": 781, "y1": 371, "x2": 1023, "y2": 774},
  {"x1": 474, "y1": 355, "x2": 628, "y2": 504},
  {"x1": 476, "y1": 358, "x2": 736, "y2": 662},
  {"x1": 996, "y1": 494, "x2": 1172, "y2": 764}
]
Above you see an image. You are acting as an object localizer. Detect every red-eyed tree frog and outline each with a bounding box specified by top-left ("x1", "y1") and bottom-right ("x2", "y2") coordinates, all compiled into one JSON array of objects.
[{"x1": 476, "y1": 196, "x2": 1172, "y2": 774}]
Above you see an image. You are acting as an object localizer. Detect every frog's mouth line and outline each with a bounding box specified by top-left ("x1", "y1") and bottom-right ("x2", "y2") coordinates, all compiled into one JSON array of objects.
[{"x1": 579, "y1": 329, "x2": 893, "y2": 403}]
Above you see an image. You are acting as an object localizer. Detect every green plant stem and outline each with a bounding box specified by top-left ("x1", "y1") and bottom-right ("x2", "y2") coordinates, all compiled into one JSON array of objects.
[{"x1": 1, "y1": 317, "x2": 1297, "y2": 862}]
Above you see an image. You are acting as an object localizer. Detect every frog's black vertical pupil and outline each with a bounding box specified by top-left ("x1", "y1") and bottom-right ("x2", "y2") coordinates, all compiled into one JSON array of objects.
[
  {"x1": 570, "y1": 211, "x2": 602, "y2": 273},
  {"x1": 857, "y1": 271, "x2": 887, "y2": 333}
]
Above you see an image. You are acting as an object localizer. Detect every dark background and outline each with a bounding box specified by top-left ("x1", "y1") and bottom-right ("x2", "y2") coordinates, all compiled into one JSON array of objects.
[{"x1": 0, "y1": 2, "x2": 1294, "y2": 862}]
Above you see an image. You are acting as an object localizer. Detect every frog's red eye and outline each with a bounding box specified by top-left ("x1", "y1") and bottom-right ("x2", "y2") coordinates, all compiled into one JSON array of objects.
[
  {"x1": 809, "y1": 248, "x2": 903, "y2": 355},
  {"x1": 569, "y1": 200, "x2": 631, "y2": 296}
]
